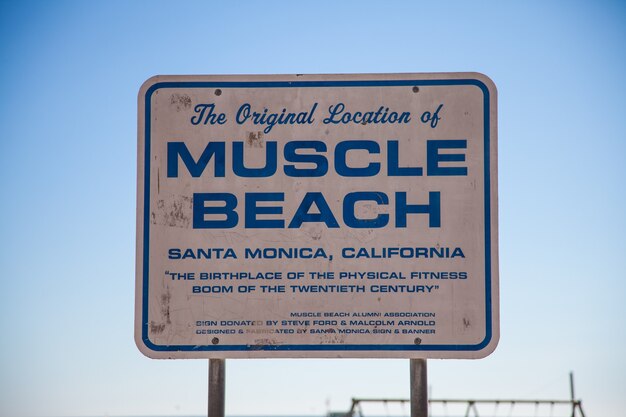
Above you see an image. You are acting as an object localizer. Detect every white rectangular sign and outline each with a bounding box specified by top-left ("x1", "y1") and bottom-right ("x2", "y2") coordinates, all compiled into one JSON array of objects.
[{"x1": 135, "y1": 73, "x2": 498, "y2": 359}]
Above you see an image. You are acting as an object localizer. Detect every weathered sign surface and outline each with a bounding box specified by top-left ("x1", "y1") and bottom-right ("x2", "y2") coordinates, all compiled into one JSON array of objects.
[{"x1": 135, "y1": 73, "x2": 499, "y2": 358}]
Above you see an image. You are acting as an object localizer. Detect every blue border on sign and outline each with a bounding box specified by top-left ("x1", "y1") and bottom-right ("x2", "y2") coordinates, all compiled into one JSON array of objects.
[{"x1": 141, "y1": 78, "x2": 493, "y2": 353}]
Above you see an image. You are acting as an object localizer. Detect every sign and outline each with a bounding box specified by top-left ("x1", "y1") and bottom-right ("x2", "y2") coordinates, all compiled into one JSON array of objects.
[{"x1": 135, "y1": 73, "x2": 499, "y2": 359}]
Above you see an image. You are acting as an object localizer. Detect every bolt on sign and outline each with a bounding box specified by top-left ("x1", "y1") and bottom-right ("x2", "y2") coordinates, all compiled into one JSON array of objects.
[{"x1": 135, "y1": 73, "x2": 499, "y2": 359}]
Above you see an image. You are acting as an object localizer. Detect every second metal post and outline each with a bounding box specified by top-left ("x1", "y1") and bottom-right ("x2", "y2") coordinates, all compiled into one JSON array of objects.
[{"x1": 410, "y1": 359, "x2": 428, "y2": 417}]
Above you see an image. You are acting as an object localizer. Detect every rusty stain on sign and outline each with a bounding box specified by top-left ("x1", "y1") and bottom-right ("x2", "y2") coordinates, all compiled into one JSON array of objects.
[
  {"x1": 246, "y1": 131, "x2": 264, "y2": 147},
  {"x1": 169, "y1": 93, "x2": 192, "y2": 112},
  {"x1": 152, "y1": 195, "x2": 192, "y2": 228},
  {"x1": 161, "y1": 290, "x2": 172, "y2": 325},
  {"x1": 150, "y1": 321, "x2": 166, "y2": 335}
]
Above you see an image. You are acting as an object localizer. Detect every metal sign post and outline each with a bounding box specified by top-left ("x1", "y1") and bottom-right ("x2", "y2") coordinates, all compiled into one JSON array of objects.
[
  {"x1": 208, "y1": 359, "x2": 225, "y2": 417},
  {"x1": 410, "y1": 359, "x2": 428, "y2": 417}
]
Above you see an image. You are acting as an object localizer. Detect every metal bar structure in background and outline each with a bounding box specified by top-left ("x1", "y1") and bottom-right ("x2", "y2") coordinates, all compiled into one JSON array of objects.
[
  {"x1": 570, "y1": 371, "x2": 576, "y2": 417},
  {"x1": 346, "y1": 397, "x2": 587, "y2": 417},
  {"x1": 410, "y1": 359, "x2": 428, "y2": 417},
  {"x1": 345, "y1": 372, "x2": 586, "y2": 417},
  {"x1": 208, "y1": 359, "x2": 225, "y2": 417}
]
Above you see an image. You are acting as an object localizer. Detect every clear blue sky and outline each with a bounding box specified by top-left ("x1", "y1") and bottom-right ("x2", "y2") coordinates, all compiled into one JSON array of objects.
[{"x1": 0, "y1": 1, "x2": 625, "y2": 416}]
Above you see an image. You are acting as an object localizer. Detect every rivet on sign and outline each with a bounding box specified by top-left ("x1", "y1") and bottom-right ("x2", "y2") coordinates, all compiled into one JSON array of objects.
[
  {"x1": 215, "y1": 89, "x2": 222, "y2": 96},
  {"x1": 414, "y1": 337, "x2": 422, "y2": 345},
  {"x1": 412, "y1": 86, "x2": 419, "y2": 93},
  {"x1": 212, "y1": 337, "x2": 220, "y2": 345}
]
